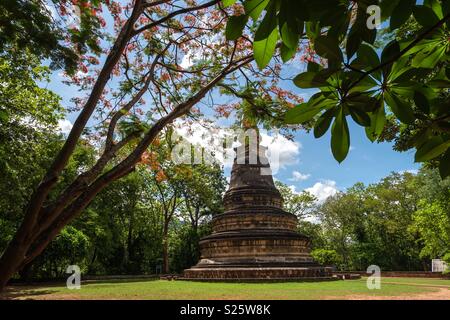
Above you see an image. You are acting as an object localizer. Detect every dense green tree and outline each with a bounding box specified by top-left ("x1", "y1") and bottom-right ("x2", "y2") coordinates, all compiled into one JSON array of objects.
[
  {"x1": 31, "y1": 226, "x2": 90, "y2": 279},
  {"x1": 410, "y1": 168, "x2": 450, "y2": 259},
  {"x1": 311, "y1": 249, "x2": 342, "y2": 267},
  {"x1": 313, "y1": 190, "x2": 365, "y2": 270},
  {"x1": 313, "y1": 169, "x2": 449, "y2": 271},
  {"x1": 0, "y1": 50, "x2": 64, "y2": 254},
  {"x1": 275, "y1": 181, "x2": 316, "y2": 219},
  {"x1": 0, "y1": 0, "x2": 104, "y2": 73}
]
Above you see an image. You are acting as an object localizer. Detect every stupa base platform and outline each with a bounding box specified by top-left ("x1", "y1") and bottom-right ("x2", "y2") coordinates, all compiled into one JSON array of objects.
[{"x1": 183, "y1": 266, "x2": 334, "y2": 281}]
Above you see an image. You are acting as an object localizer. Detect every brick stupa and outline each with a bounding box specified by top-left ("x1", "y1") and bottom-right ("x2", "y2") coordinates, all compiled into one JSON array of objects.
[{"x1": 184, "y1": 132, "x2": 332, "y2": 280}]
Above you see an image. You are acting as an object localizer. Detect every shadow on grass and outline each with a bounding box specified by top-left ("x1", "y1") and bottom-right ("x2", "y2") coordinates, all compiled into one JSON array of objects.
[
  {"x1": 83, "y1": 277, "x2": 160, "y2": 285},
  {"x1": 0, "y1": 287, "x2": 58, "y2": 300},
  {"x1": 1, "y1": 277, "x2": 160, "y2": 300}
]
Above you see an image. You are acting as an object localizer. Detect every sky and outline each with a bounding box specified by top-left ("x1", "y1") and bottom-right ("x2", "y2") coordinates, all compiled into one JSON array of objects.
[{"x1": 45, "y1": 3, "x2": 421, "y2": 204}]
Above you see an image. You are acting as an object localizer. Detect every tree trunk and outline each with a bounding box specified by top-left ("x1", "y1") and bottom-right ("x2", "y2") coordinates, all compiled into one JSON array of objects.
[
  {"x1": 162, "y1": 222, "x2": 169, "y2": 274},
  {"x1": 0, "y1": 221, "x2": 37, "y2": 291},
  {"x1": 18, "y1": 261, "x2": 33, "y2": 283}
]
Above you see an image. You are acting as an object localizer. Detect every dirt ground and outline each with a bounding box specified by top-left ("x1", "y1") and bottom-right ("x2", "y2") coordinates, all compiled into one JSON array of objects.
[{"x1": 325, "y1": 288, "x2": 450, "y2": 300}]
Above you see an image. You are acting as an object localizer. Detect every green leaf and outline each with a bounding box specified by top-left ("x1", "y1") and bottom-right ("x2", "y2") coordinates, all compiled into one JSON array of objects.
[
  {"x1": 415, "y1": 137, "x2": 450, "y2": 162},
  {"x1": 305, "y1": 21, "x2": 320, "y2": 39},
  {"x1": 384, "y1": 91, "x2": 415, "y2": 124},
  {"x1": 389, "y1": 56, "x2": 412, "y2": 81},
  {"x1": 381, "y1": 40, "x2": 400, "y2": 65},
  {"x1": 314, "y1": 35, "x2": 343, "y2": 63},
  {"x1": 348, "y1": 106, "x2": 371, "y2": 127},
  {"x1": 346, "y1": 6, "x2": 377, "y2": 58},
  {"x1": 413, "y1": 5, "x2": 440, "y2": 27},
  {"x1": 280, "y1": 22, "x2": 299, "y2": 49},
  {"x1": 222, "y1": 0, "x2": 236, "y2": 8},
  {"x1": 225, "y1": 15, "x2": 248, "y2": 40},
  {"x1": 293, "y1": 71, "x2": 328, "y2": 88},
  {"x1": 0, "y1": 109, "x2": 8, "y2": 122},
  {"x1": 348, "y1": 76, "x2": 378, "y2": 93},
  {"x1": 439, "y1": 149, "x2": 450, "y2": 179},
  {"x1": 244, "y1": 0, "x2": 269, "y2": 20},
  {"x1": 356, "y1": 44, "x2": 382, "y2": 81},
  {"x1": 254, "y1": 3, "x2": 277, "y2": 41},
  {"x1": 331, "y1": 107, "x2": 350, "y2": 163},
  {"x1": 426, "y1": 0, "x2": 444, "y2": 19},
  {"x1": 411, "y1": 46, "x2": 446, "y2": 69},
  {"x1": 307, "y1": 61, "x2": 322, "y2": 73},
  {"x1": 381, "y1": 40, "x2": 401, "y2": 77},
  {"x1": 253, "y1": 27, "x2": 278, "y2": 69},
  {"x1": 390, "y1": 0, "x2": 414, "y2": 30},
  {"x1": 314, "y1": 108, "x2": 335, "y2": 138},
  {"x1": 413, "y1": 90, "x2": 430, "y2": 113},
  {"x1": 357, "y1": 44, "x2": 380, "y2": 69},
  {"x1": 346, "y1": 28, "x2": 362, "y2": 59},
  {"x1": 308, "y1": 91, "x2": 337, "y2": 108},
  {"x1": 443, "y1": 0, "x2": 450, "y2": 15},
  {"x1": 373, "y1": 102, "x2": 386, "y2": 136},
  {"x1": 428, "y1": 79, "x2": 450, "y2": 88},
  {"x1": 285, "y1": 103, "x2": 322, "y2": 124},
  {"x1": 280, "y1": 43, "x2": 296, "y2": 62},
  {"x1": 380, "y1": 0, "x2": 402, "y2": 21}
]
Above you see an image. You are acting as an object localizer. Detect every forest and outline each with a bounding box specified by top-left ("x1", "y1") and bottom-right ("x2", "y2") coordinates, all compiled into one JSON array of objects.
[{"x1": 0, "y1": 0, "x2": 449, "y2": 290}]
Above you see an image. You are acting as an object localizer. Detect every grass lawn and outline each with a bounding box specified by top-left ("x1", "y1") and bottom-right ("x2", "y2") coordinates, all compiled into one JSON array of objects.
[{"x1": 2, "y1": 277, "x2": 449, "y2": 300}]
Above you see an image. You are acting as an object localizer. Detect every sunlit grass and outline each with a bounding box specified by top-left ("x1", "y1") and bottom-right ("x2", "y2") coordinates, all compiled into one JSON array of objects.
[{"x1": 4, "y1": 276, "x2": 448, "y2": 300}]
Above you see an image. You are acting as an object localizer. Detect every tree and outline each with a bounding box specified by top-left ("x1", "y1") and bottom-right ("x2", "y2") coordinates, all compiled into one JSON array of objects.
[
  {"x1": 311, "y1": 170, "x2": 449, "y2": 271},
  {"x1": 226, "y1": 0, "x2": 450, "y2": 178},
  {"x1": 275, "y1": 181, "x2": 316, "y2": 219},
  {"x1": 361, "y1": 172, "x2": 423, "y2": 270},
  {"x1": 0, "y1": 0, "x2": 104, "y2": 74},
  {"x1": 0, "y1": 52, "x2": 62, "y2": 251},
  {"x1": 412, "y1": 201, "x2": 450, "y2": 259},
  {"x1": 310, "y1": 249, "x2": 342, "y2": 267},
  {"x1": 0, "y1": 49, "x2": 64, "y2": 257},
  {"x1": 410, "y1": 168, "x2": 450, "y2": 259},
  {"x1": 0, "y1": 0, "x2": 304, "y2": 290},
  {"x1": 314, "y1": 191, "x2": 365, "y2": 270},
  {"x1": 32, "y1": 226, "x2": 90, "y2": 279},
  {"x1": 178, "y1": 163, "x2": 226, "y2": 232}
]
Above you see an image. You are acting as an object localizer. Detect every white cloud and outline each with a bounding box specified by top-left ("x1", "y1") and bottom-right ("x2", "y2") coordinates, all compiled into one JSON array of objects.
[
  {"x1": 289, "y1": 170, "x2": 311, "y2": 182},
  {"x1": 179, "y1": 52, "x2": 197, "y2": 69},
  {"x1": 305, "y1": 180, "x2": 338, "y2": 203},
  {"x1": 58, "y1": 119, "x2": 73, "y2": 135},
  {"x1": 261, "y1": 133, "x2": 301, "y2": 171},
  {"x1": 400, "y1": 169, "x2": 418, "y2": 175},
  {"x1": 173, "y1": 121, "x2": 301, "y2": 174}
]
